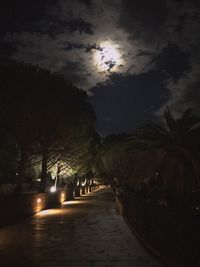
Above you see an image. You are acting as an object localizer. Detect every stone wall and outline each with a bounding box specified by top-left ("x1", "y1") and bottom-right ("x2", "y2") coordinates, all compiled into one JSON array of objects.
[
  {"x1": 0, "y1": 185, "x2": 99, "y2": 228},
  {"x1": 0, "y1": 190, "x2": 68, "y2": 227}
]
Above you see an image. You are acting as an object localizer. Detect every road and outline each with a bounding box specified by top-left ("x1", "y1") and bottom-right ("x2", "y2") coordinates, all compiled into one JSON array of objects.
[{"x1": 0, "y1": 186, "x2": 162, "y2": 267}]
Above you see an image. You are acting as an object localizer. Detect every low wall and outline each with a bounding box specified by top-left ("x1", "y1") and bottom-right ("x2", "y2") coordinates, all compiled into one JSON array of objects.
[
  {"x1": 0, "y1": 190, "x2": 68, "y2": 227},
  {"x1": 0, "y1": 185, "x2": 98, "y2": 228}
]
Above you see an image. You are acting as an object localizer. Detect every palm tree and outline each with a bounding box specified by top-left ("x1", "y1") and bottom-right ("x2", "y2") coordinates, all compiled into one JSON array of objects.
[{"x1": 129, "y1": 108, "x2": 200, "y2": 207}]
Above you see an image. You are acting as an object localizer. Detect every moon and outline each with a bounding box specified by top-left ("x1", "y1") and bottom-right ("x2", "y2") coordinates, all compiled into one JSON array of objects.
[{"x1": 94, "y1": 41, "x2": 122, "y2": 72}]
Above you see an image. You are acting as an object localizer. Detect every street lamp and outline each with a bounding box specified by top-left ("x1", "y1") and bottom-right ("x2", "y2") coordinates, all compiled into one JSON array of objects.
[
  {"x1": 50, "y1": 186, "x2": 56, "y2": 193},
  {"x1": 50, "y1": 175, "x2": 58, "y2": 193}
]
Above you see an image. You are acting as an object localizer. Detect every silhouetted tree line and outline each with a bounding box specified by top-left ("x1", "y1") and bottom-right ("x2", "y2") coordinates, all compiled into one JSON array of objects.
[
  {"x1": 97, "y1": 108, "x2": 200, "y2": 208},
  {"x1": 0, "y1": 61, "x2": 98, "y2": 194}
]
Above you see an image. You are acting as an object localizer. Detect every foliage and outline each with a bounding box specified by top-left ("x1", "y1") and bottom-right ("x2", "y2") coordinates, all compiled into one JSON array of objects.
[
  {"x1": 0, "y1": 61, "x2": 96, "y2": 193},
  {"x1": 96, "y1": 133, "x2": 131, "y2": 186},
  {"x1": 132, "y1": 108, "x2": 200, "y2": 206},
  {"x1": 97, "y1": 108, "x2": 200, "y2": 207}
]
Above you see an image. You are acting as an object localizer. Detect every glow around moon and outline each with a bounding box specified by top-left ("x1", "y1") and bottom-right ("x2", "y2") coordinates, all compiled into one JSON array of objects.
[{"x1": 94, "y1": 41, "x2": 123, "y2": 72}]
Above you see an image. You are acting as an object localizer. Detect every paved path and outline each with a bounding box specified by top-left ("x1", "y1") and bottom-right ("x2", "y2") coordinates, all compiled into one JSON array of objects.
[{"x1": 0, "y1": 187, "x2": 162, "y2": 267}]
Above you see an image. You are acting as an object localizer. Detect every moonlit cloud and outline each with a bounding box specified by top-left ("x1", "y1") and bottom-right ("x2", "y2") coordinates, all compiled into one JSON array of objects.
[
  {"x1": 158, "y1": 59, "x2": 200, "y2": 117},
  {"x1": 3, "y1": 0, "x2": 164, "y2": 90},
  {"x1": 1, "y1": 0, "x2": 200, "y2": 133},
  {"x1": 156, "y1": 0, "x2": 200, "y2": 116}
]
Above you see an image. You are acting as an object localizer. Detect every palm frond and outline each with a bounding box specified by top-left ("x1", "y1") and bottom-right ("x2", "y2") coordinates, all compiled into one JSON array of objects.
[{"x1": 164, "y1": 106, "x2": 177, "y2": 132}]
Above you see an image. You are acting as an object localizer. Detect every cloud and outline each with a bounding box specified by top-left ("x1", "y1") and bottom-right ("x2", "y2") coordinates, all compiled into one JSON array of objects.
[
  {"x1": 118, "y1": 0, "x2": 168, "y2": 45},
  {"x1": 3, "y1": 0, "x2": 168, "y2": 91},
  {"x1": 155, "y1": 0, "x2": 200, "y2": 116},
  {"x1": 116, "y1": 0, "x2": 200, "y2": 117},
  {"x1": 157, "y1": 55, "x2": 200, "y2": 116},
  {"x1": 2, "y1": 0, "x2": 200, "y2": 122}
]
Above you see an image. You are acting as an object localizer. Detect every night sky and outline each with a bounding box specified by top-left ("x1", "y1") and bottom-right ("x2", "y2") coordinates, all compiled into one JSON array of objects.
[{"x1": 1, "y1": 0, "x2": 200, "y2": 135}]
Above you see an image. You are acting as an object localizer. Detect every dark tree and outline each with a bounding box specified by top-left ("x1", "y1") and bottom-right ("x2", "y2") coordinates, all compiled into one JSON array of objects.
[{"x1": 0, "y1": 61, "x2": 96, "y2": 193}]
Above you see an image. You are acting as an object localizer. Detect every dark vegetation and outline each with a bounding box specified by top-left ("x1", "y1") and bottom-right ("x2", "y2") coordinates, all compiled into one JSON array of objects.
[
  {"x1": 96, "y1": 109, "x2": 200, "y2": 266},
  {"x1": 0, "y1": 61, "x2": 98, "y2": 194}
]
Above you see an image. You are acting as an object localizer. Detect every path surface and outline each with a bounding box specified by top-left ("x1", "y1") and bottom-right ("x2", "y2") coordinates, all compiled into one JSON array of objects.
[{"x1": 0, "y1": 187, "x2": 162, "y2": 267}]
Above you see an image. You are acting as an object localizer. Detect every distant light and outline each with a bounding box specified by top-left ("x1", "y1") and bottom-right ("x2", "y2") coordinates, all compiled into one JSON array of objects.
[
  {"x1": 81, "y1": 179, "x2": 87, "y2": 186},
  {"x1": 50, "y1": 186, "x2": 56, "y2": 193},
  {"x1": 16, "y1": 172, "x2": 18, "y2": 176},
  {"x1": 62, "y1": 200, "x2": 88, "y2": 205},
  {"x1": 37, "y1": 198, "x2": 42, "y2": 204},
  {"x1": 60, "y1": 192, "x2": 65, "y2": 203}
]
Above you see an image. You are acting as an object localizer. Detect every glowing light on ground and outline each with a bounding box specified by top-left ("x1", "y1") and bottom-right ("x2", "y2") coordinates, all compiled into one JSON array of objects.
[
  {"x1": 62, "y1": 199, "x2": 89, "y2": 205},
  {"x1": 94, "y1": 41, "x2": 123, "y2": 72},
  {"x1": 35, "y1": 209, "x2": 65, "y2": 216}
]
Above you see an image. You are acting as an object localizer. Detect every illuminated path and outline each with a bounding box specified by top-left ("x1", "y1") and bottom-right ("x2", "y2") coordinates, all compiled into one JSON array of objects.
[{"x1": 0, "y1": 187, "x2": 162, "y2": 267}]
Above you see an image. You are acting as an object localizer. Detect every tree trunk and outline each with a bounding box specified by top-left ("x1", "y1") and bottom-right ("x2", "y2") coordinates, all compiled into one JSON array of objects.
[
  {"x1": 39, "y1": 150, "x2": 48, "y2": 193},
  {"x1": 14, "y1": 148, "x2": 27, "y2": 194},
  {"x1": 56, "y1": 163, "x2": 61, "y2": 188},
  {"x1": 177, "y1": 152, "x2": 196, "y2": 209}
]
